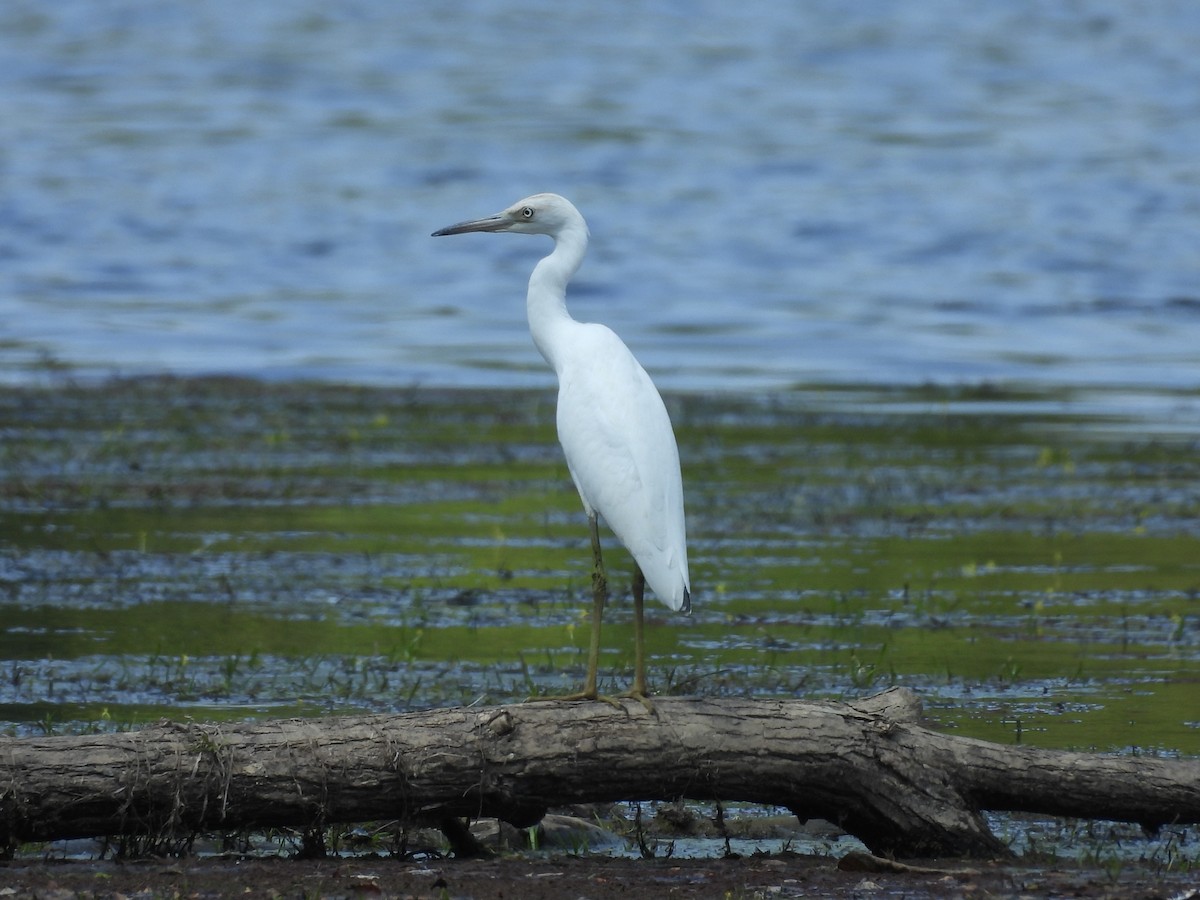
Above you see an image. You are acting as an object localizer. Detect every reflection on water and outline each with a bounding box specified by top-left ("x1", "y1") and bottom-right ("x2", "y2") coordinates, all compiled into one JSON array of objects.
[{"x1": 1, "y1": 3, "x2": 1199, "y2": 408}]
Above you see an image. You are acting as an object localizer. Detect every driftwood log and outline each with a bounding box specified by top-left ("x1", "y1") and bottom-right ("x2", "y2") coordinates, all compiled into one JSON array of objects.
[{"x1": 2, "y1": 689, "x2": 1198, "y2": 858}]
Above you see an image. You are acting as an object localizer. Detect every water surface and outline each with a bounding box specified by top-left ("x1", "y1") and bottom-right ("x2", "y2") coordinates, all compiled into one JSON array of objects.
[
  {"x1": 1, "y1": 2, "x2": 1198, "y2": 410},
  {"x1": 3, "y1": 379, "x2": 1196, "y2": 761}
]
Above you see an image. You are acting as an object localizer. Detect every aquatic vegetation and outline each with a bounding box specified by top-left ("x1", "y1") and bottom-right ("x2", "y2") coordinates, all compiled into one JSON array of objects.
[{"x1": 0, "y1": 378, "x2": 1197, "y2": 760}]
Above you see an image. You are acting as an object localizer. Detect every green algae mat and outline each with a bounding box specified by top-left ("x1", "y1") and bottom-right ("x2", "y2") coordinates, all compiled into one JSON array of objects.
[{"x1": 1, "y1": 378, "x2": 1197, "y2": 756}]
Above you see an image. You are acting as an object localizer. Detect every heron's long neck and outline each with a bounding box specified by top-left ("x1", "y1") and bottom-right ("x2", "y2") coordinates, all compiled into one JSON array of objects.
[{"x1": 527, "y1": 222, "x2": 588, "y2": 374}]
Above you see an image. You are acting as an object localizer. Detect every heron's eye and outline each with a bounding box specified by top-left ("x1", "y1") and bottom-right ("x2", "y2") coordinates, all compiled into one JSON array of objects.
[{"x1": 521, "y1": 207, "x2": 534, "y2": 219}]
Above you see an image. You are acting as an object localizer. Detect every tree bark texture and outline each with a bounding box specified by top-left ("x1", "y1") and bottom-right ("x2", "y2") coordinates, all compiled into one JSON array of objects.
[{"x1": 2, "y1": 689, "x2": 1197, "y2": 858}]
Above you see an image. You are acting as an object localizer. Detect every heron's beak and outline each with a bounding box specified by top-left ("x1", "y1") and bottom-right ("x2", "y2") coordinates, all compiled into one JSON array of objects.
[{"x1": 431, "y1": 213, "x2": 509, "y2": 237}]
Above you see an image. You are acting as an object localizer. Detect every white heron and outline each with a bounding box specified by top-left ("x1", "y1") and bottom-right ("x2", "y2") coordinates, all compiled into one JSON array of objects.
[{"x1": 432, "y1": 193, "x2": 691, "y2": 704}]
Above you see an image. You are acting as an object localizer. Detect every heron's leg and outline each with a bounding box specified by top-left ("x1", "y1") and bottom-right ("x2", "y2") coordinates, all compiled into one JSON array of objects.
[
  {"x1": 618, "y1": 566, "x2": 655, "y2": 713},
  {"x1": 527, "y1": 512, "x2": 619, "y2": 705},
  {"x1": 581, "y1": 511, "x2": 607, "y2": 698}
]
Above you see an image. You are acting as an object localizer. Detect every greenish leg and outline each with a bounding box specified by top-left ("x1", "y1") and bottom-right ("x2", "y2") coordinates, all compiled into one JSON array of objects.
[
  {"x1": 582, "y1": 512, "x2": 606, "y2": 699},
  {"x1": 525, "y1": 513, "x2": 641, "y2": 710},
  {"x1": 527, "y1": 513, "x2": 616, "y2": 704},
  {"x1": 618, "y1": 566, "x2": 654, "y2": 712}
]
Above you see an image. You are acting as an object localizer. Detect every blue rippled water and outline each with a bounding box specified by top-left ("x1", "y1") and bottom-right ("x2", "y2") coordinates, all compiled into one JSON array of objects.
[{"x1": 1, "y1": 1, "x2": 1198, "y2": 411}]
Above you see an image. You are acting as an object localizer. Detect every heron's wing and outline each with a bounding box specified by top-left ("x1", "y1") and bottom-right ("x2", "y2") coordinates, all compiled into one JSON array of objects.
[{"x1": 555, "y1": 324, "x2": 689, "y2": 609}]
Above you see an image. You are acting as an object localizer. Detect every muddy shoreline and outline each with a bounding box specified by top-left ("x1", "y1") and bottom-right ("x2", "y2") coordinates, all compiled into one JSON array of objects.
[{"x1": 5, "y1": 853, "x2": 1199, "y2": 899}]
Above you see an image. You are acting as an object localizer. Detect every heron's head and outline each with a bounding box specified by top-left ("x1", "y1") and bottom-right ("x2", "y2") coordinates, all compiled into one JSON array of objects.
[{"x1": 432, "y1": 193, "x2": 587, "y2": 240}]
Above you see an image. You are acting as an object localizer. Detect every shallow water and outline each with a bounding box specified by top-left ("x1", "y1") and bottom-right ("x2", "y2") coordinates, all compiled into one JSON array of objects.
[
  {"x1": 2, "y1": 379, "x2": 1197, "y2": 760},
  {"x1": 3, "y1": 378, "x2": 1199, "y2": 866},
  {"x1": 2, "y1": 2, "x2": 1199, "y2": 406}
]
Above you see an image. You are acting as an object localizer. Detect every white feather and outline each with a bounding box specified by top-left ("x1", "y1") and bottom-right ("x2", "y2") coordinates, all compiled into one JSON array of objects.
[
  {"x1": 555, "y1": 323, "x2": 690, "y2": 611},
  {"x1": 432, "y1": 192, "x2": 692, "y2": 615}
]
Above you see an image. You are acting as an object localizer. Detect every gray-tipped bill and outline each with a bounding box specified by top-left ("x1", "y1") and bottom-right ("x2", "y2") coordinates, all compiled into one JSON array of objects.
[{"x1": 431, "y1": 214, "x2": 508, "y2": 237}]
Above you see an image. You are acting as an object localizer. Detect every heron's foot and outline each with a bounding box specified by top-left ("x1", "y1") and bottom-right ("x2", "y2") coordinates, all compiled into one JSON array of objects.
[
  {"x1": 615, "y1": 687, "x2": 656, "y2": 715},
  {"x1": 525, "y1": 690, "x2": 624, "y2": 710}
]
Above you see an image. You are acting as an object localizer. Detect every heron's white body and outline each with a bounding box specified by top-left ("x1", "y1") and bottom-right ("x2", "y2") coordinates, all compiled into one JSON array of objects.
[
  {"x1": 526, "y1": 214, "x2": 689, "y2": 612},
  {"x1": 433, "y1": 193, "x2": 691, "y2": 613}
]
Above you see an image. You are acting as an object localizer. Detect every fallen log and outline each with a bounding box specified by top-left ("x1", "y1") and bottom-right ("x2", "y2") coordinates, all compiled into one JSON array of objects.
[{"x1": 2, "y1": 689, "x2": 1197, "y2": 858}]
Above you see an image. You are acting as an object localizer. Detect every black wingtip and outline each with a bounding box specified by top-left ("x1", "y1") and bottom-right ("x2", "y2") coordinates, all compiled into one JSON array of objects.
[{"x1": 681, "y1": 587, "x2": 692, "y2": 615}]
